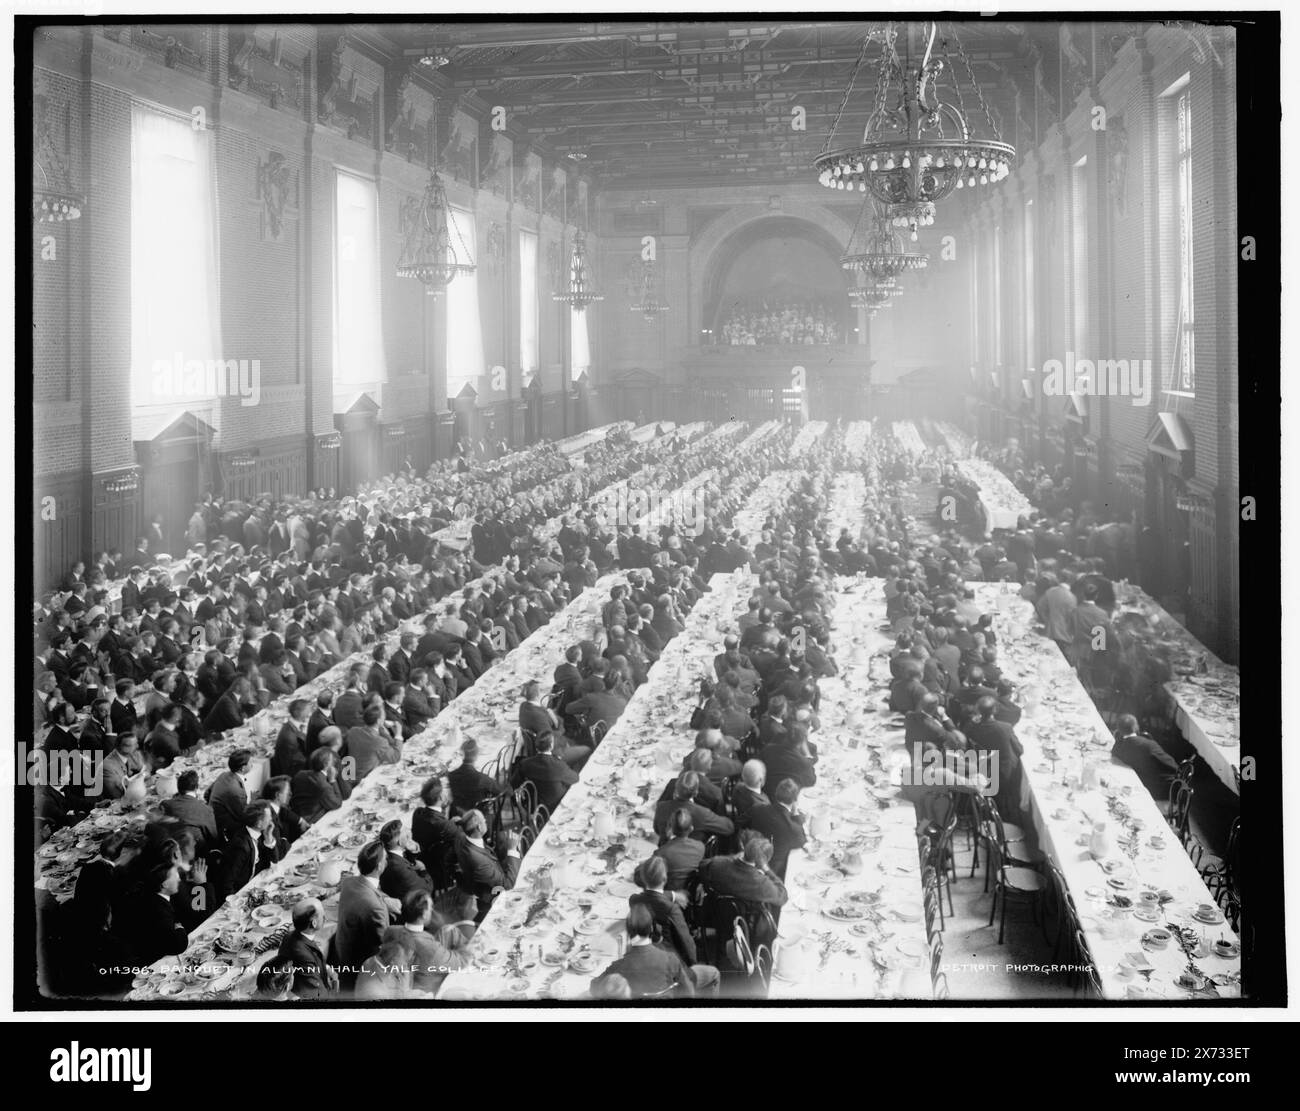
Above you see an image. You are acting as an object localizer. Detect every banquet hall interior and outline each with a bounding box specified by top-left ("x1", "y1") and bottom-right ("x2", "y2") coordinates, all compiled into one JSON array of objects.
[{"x1": 26, "y1": 17, "x2": 1265, "y2": 1007}]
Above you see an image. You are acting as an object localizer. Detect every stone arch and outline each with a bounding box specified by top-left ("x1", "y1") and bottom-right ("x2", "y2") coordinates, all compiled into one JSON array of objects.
[{"x1": 688, "y1": 203, "x2": 857, "y2": 339}]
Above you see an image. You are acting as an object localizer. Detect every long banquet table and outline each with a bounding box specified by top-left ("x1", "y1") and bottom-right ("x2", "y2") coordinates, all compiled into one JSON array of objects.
[
  {"x1": 891, "y1": 421, "x2": 927, "y2": 460},
  {"x1": 954, "y1": 458, "x2": 1034, "y2": 535},
  {"x1": 1113, "y1": 585, "x2": 1241, "y2": 794},
  {"x1": 437, "y1": 570, "x2": 755, "y2": 1000},
  {"x1": 125, "y1": 571, "x2": 634, "y2": 1001},
  {"x1": 970, "y1": 584, "x2": 1242, "y2": 1000},
  {"x1": 767, "y1": 581, "x2": 932, "y2": 999}
]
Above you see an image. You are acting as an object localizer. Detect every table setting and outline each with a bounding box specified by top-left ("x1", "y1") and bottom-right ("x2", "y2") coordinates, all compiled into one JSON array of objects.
[
  {"x1": 1113, "y1": 584, "x2": 1241, "y2": 793},
  {"x1": 767, "y1": 582, "x2": 932, "y2": 1000},
  {"x1": 968, "y1": 585, "x2": 1242, "y2": 1000},
  {"x1": 439, "y1": 569, "x2": 755, "y2": 1000}
]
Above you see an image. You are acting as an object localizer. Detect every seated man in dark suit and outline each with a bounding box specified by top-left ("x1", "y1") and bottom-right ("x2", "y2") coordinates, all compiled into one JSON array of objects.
[
  {"x1": 377, "y1": 819, "x2": 434, "y2": 905},
  {"x1": 160, "y1": 770, "x2": 219, "y2": 854},
  {"x1": 732, "y1": 760, "x2": 771, "y2": 828},
  {"x1": 217, "y1": 800, "x2": 283, "y2": 903},
  {"x1": 510, "y1": 733, "x2": 580, "y2": 812},
  {"x1": 652, "y1": 772, "x2": 735, "y2": 844},
  {"x1": 447, "y1": 739, "x2": 502, "y2": 817},
  {"x1": 412, "y1": 777, "x2": 465, "y2": 885},
  {"x1": 333, "y1": 842, "x2": 396, "y2": 991},
  {"x1": 455, "y1": 812, "x2": 521, "y2": 922},
  {"x1": 629, "y1": 856, "x2": 699, "y2": 967},
  {"x1": 273, "y1": 898, "x2": 338, "y2": 1000},
  {"x1": 1111, "y1": 714, "x2": 1181, "y2": 806},
  {"x1": 696, "y1": 835, "x2": 789, "y2": 915},
  {"x1": 653, "y1": 808, "x2": 706, "y2": 893},
  {"x1": 965, "y1": 696, "x2": 1025, "y2": 822},
  {"x1": 590, "y1": 904, "x2": 715, "y2": 999},
  {"x1": 758, "y1": 725, "x2": 817, "y2": 800},
  {"x1": 748, "y1": 779, "x2": 806, "y2": 883}
]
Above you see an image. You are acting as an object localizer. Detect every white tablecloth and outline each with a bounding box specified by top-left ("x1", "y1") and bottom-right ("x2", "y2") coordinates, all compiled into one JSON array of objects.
[
  {"x1": 125, "y1": 571, "x2": 633, "y2": 1001},
  {"x1": 1114, "y1": 586, "x2": 1240, "y2": 794},
  {"x1": 767, "y1": 584, "x2": 932, "y2": 1000},
  {"x1": 955, "y1": 459, "x2": 1034, "y2": 535},
  {"x1": 970, "y1": 585, "x2": 1241, "y2": 1001},
  {"x1": 891, "y1": 421, "x2": 927, "y2": 460},
  {"x1": 438, "y1": 570, "x2": 755, "y2": 1001}
]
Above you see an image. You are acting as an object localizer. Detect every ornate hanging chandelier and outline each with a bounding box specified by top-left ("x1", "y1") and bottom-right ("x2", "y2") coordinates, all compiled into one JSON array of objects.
[
  {"x1": 848, "y1": 273, "x2": 898, "y2": 319},
  {"x1": 33, "y1": 98, "x2": 83, "y2": 224},
  {"x1": 629, "y1": 257, "x2": 668, "y2": 323},
  {"x1": 396, "y1": 171, "x2": 475, "y2": 295},
  {"x1": 553, "y1": 228, "x2": 603, "y2": 312},
  {"x1": 815, "y1": 21, "x2": 1015, "y2": 240},
  {"x1": 841, "y1": 201, "x2": 929, "y2": 280}
]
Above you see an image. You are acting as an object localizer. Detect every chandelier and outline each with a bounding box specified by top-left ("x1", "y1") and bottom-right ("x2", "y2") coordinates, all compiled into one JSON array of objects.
[
  {"x1": 629, "y1": 257, "x2": 668, "y2": 322},
  {"x1": 841, "y1": 202, "x2": 928, "y2": 280},
  {"x1": 848, "y1": 275, "x2": 897, "y2": 319},
  {"x1": 553, "y1": 228, "x2": 603, "y2": 311},
  {"x1": 33, "y1": 99, "x2": 83, "y2": 223},
  {"x1": 815, "y1": 21, "x2": 1015, "y2": 239},
  {"x1": 396, "y1": 171, "x2": 475, "y2": 296}
]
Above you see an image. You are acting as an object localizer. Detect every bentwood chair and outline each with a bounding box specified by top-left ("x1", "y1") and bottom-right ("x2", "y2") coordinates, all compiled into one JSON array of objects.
[
  {"x1": 974, "y1": 796, "x2": 1046, "y2": 891},
  {"x1": 1201, "y1": 817, "x2": 1241, "y2": 906},
  {"x1": 921, "y1": 866, "x2": 943, "y2": 939},
  {"x1": 987, "y1": 837, "x2": 1050, "y2": 945},
  {"x1": 754, "y1": 945, "x2": 774, "y2": 993},
  {"x1": 1167, "y1": 782, "x2": 1195, "y2": 848}
]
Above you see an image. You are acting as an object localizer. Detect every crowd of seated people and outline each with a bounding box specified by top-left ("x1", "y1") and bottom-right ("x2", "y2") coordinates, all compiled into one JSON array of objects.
[
  {"x1": 718, "y1": 298, "x2": 841, "y2": 346},
  {"x1": 31, "y1": 420, "x2": 795, "y2": 999}
]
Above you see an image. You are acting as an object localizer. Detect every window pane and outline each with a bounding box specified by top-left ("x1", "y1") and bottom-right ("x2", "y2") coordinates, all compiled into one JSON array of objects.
[
  {"x1": 131, "y1": 105, "x2": 223, "y2": 420},
  {"x1": 445, "y1": 206, "x2": 484, "y2": 397},
  {"x1": 334, "y1": 171, "x2": 385, "y2": 389},
  {"x1": 519, "y1": 230, "x2": 538, "y2": 374}
]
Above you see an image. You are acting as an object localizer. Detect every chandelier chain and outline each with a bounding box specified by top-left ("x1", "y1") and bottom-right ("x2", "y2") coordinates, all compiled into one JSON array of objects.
[
  {"x1": 820, "y1": 28, "x2": 877, "y2": 155},
  {"x1": 948, "y1": 22, "x2": 1001, "y2": 142}
]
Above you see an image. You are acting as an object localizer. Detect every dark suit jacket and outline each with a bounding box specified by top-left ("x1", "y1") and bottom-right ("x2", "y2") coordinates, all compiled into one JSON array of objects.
[
  {"x1": 118, "y1": 891, "x2": 189, "y2": 967},
  {"x1": 567, "y1": 689, "x2": 628, "y2": 728},
  {"x1": 160, "y1": 794, "x2": 219, "y2": 853},
  {"x1": 697, "y1": 856, "x2": 788, "y2": 908},
  {"x1": 758, "y1": 744, "x2": 817, "y2": 797},
  {"x1": 289, "y1": 771, "x2": 344, "y2": 824},
  {"x1": 592, "y1": 942, "x2": 694, "y2": 999},
  {"x1": 1112, "y1": 733, "x2": 1180, "y2": 801},
  {"x1": 207, "y1": 770, "x2": 250, "y2": 840},
  {"x1": 732, "y1": 784, "x2": 770, "y2": 828},
  {"x1": 306, "y1": 707, "x2": 333, "y2": 753},
  {"x1": 512, "y1": 754, "x2": 579, "y2": 812},
  {"x1": 652, "y1": 797, "x2": 734, "y2": 842},
  {"x1": 628, "y1": 890, "x2": 697, "y2": 965},
  {"x1": 747, "y1": 803, "x2": 808, "y2": 879},
  {"x1": 343, "y1": 726, "x2": 401, "y2": 782},
  {"x1": 455, "y1": 839, "x2": 520, "y2": 920},
  {"x1": 379, "y1": 852, "x2": 434, "y2": 905},
  {"x1": 274, "y1": 930, "x2": 333, "y2": 1000},
  {"x1": 401, "y1": 688, "x2": 439, "y2": 733},
  {"x1": 218, "y1": 829, "x2": 282, "y2": 902},
  {"x1": 652, "y1": 836, "x2": 706, "y2": 890},
  {"x1": 332, "y1": 690, "x2": 365, "y2": 732},
  {"x1": 334, "y1": 875, "x2": 392, "y2": 972},
  {"x1": 447, "y1": 763, "x2": 501, "y2": 815},
  {"x1": 412, "y1": 807, "x2": 465, "y2": 879},
  {"x1": 272, "y1": 721, "x2": 309, "y2": 778}
]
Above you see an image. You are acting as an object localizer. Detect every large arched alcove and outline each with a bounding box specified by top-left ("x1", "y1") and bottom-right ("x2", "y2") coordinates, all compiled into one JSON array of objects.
[
  {"x1": 699, "y1": 215, "x2": 852, "y2": 342},
  {"x1": 689, "y1": 204, "x2": 858, "y2": 341}
]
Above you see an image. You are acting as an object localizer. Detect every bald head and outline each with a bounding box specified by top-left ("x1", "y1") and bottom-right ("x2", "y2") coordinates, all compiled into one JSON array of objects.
[{"x1": 742, "y1": 760, "x2": 766, "y2": 789}]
